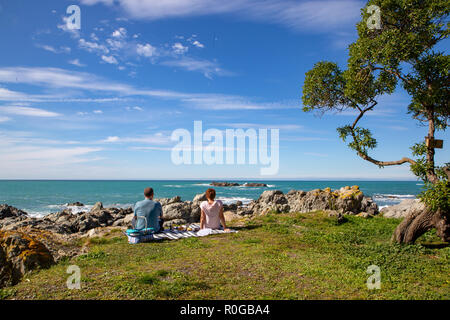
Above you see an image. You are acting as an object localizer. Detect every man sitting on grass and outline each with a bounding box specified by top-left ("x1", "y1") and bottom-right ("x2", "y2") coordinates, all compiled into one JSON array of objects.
[{"x1": 133, "y1": 187, "x2": 163, "y2": 232}]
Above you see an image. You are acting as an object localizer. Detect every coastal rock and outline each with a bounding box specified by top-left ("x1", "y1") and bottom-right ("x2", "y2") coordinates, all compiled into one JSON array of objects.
[
  {"x1": 0, "y1": 204, "x2": 28, "y2": 220},
  {"x1": 163, "y1": 202, "x2": 198, "y2": 222},
  {"x1": 245, "y1": 190, "x2": 290, "y2": 215},
  {"x1": 67, "y1": 202, "x2": 84, "y2": 207},
  {"x1": 193, "y1": 193, "x2": 207, "y2": 204},
  {"x1": 163, "y1": 219, "x2": 188, "y2": 228},
  {"x1": 381, "y1": 199, "x2": 424, "y2": 218},
  {"x1": 235, "y1": 186, "x2": 379, "y2": 216},
  {"x1": 157, "y1": 196, "x2": 182, "y2": 206},
  {"x1": 0, "y1": 230, "x2": 55, "y2": 288},
  {"x1": 210, "y1": 182, "x2": 240, "y2": 187},
  {"x1": 124, "y1": 213, "x2": 134, "y2": 226},
  {"x1": 223, "y1": 211, "x2": 242, "y2": 222},
  {"x1": 90, "y1": 202, "x2": 104, "y2": 212},
  {"x1": 1, "y1": 206, "x2": 133, "y2": 235},
  {"x1": 242, "y1": 183, "x2": 268, "y2": 187}
]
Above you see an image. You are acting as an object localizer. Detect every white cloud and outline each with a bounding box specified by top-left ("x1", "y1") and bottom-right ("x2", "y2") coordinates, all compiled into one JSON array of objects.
[
  {"x1": 104, "y1": 136, "x2": 120, "y2": 142},
  {"x1": 101, "y1": 55, "x2": 119, "y2": 64},
  {"x1": 304, "y1": 152, "x2": 329, "y2": 157},
  {"x1": 106, "y1": 38, "x2": 126, "y2": 51},
  {"x1": 0, "y1": 116, "x2": 11, "y2": 123},
  {"x1": 36, "y1": 44, "x2": 71, "y2": 54},
  {"x1": 112, "y1": 27, "x2": 127, "y2": 38},
  {"x1": 79, "y1": 38, "x2": 109, "y2": 54},
  {"x1": 0, "y1": 87, "x2": 31, "y2": 101},
  {"x1": 79, "y1": 0, "x2": 363, "y2": 32},
  {"x1": 223, "y1": 123, "x2": 303, "y2": 130},
  {"x1": 0, "y1": 67, "x2": 293, "y2": 111},
  {"x1": 93, "y1": 110, "x2": 103, "y2": 114},
  {"x1": 68, "y1": 59, "x2": 86, "y2": 67},
  {"x1": 136, "y1": 43, "x2": 157, "y2": 57},
  {"x1": 57, "y1": 16, "x2": 81, "y2": 38},
  {"x1": 172, "y1": 42, "x2": 189, "y2": 54},
  {"x1": 192, "y1": 40, "x2": 204, "y2": 48},
  {"x1": 0, "y1": 106, "x2": 60, "y2": 117},
  {"x1": 90, "y1": 33, "x2": 99, "y2": 41},
  {"x1": 102, "y1": 133, "x2": 171, "y2": 145},
  {"x1": 126, "y1": 106, "x2": 144, "y2": 111},
  {"x1": 162, "y1": 57, "x2": 233, "y2": 79}
]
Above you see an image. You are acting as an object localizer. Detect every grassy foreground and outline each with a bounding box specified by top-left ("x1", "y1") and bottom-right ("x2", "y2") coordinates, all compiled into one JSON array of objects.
[{"x1": 1, "y1": 211, "x2": 449, "y2": 300}]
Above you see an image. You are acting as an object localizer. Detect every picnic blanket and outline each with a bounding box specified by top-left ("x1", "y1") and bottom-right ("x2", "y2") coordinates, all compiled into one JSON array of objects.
[{"x1": 126, "y1": 223, "x2": 237, "y2": 244}]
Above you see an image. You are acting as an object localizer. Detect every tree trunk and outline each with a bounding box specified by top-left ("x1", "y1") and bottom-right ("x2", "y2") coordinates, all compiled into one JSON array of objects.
[{"x1": 392, "y1": 206, "x2": 450, "y2": 244}]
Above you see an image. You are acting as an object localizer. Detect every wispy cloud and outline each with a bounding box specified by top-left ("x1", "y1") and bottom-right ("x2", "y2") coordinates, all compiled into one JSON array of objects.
[
  {"x1": 0, "y1": 105, "x2": 61, "y2": 117},
  {"x1": 0, "y1": 66, "x2": 291, "y2": 111},
  {"x1": 68, "y1": 59, "x2": 86, "y2": 67},
  {"x1": 162, "y1": 57, "x2": 233, "y2": 79},
  {"x1": 80, "y1": 0, "x2": 363, "y2": 32},
  {"x1": 0, "y1": 131, "x2": 102, "y2": 174},
  {"x1": 101, "y1": 133, "x2": 171, "y2": 145},
  {"x1": 136, "y1": 43, "x2": 157, "y2": 57},
  {"x1": 222, "y1": 123, "x2": 303, "y2": 130},
  {"x1": 101, "y1": 55, "x2": 119, "y2": 64},
  {"x1": 304, "y1": 152, "x2": 329, "y2": 157},
  {"x1": 36, "y1": 44, "x2": 71, "y2": 54}
]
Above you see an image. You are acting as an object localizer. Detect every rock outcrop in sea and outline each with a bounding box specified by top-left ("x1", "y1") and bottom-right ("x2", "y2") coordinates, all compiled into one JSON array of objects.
[
  {"x1": 210, "y1": 182, "x2": 268, "y2": 187},
  {"x1": 0, "y1": 186, "x2": 378, "y2": 288}
]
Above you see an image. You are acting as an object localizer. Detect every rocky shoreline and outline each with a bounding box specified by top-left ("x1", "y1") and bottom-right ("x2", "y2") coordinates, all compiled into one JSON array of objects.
[{"x1": 0, "y1": 185, "x2": 381, "y2": 288}]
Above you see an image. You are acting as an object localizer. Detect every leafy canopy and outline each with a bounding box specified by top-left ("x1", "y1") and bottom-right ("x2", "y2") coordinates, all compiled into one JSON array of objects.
[{"x1": 301, "y1": 0, "x2": 449, "y2": 210}]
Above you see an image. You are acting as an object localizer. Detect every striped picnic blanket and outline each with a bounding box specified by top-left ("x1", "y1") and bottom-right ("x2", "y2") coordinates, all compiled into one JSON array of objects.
[{"x1": 126, "y1": 223, "x2": 237, "y2": 244}]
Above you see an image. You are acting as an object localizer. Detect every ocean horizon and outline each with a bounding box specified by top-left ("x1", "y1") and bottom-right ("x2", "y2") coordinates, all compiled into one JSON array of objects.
[{"x1": 0, "y1": 180, "x2": 423, "y2": 217}]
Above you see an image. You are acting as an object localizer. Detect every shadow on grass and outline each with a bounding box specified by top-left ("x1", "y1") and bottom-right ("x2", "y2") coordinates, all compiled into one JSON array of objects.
[
  {"x1": 233, "y1": 224, "x2": 263, "y2": 231},
  {"x1": 421, "y1": 242, "x2": 449, "y2": 249}
]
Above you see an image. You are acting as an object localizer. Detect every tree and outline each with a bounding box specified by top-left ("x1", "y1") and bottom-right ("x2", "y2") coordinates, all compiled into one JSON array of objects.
[{"x1": 301, "y1": 0, "x2": 449, "y2": 243}]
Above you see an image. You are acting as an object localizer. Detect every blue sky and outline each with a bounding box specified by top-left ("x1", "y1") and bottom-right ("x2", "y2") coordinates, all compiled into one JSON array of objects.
[{"x1": 0, "y1": 0, "x2": 448, "y2": 180}]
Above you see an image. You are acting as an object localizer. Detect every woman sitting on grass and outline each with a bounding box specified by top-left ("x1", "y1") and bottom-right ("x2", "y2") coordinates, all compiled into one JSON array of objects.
[{"x1": 200, "y1": 188, "x2": 230, "y2": 231}]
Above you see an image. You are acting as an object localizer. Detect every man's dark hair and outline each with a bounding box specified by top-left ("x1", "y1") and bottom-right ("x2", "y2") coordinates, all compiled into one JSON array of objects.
[{"x1": 144, "y1": 187, "x2": 154, "y2": 198}]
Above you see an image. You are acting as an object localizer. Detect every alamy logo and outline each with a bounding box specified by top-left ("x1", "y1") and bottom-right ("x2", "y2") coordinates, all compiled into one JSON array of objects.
[
  {"x1": 171, "y1": 121, "x2": 279, "y2": 175},
  {"x1": 66, "y1": 265, "x2": 81, "y2": 289},
  {"x1": 366, "y1": 265, "x2": 381, "y2": 290},
  {"x1": 66, "y1": 5, "x2": 81, "y2": 30},
  {"x1": 367, "y1": 5, "x2": 381, "y2": 30}
]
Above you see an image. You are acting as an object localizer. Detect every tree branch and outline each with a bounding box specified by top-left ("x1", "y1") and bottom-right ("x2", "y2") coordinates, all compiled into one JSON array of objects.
[
  {"x1": 348, "y1": 101, "x2": 417, "y2": 167},
  {"x1": 357, "y1": 153, "x2": 417, "y2": 166},
  {"x1": 372, "y1": 66, "x2": 412, "y2": 85}
]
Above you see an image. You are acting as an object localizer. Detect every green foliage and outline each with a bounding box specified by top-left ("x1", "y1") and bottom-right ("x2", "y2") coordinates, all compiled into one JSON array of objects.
[
  {"x1": 77, "y1": 248, "x2": 108, "y2": 261},
  {"x1": 302, "y1": 0, "x2": 449, "y2": 211},
  {"x1": 302, "y1": 61, "x2": 349, "y2": 112},
  {"x1": 405, "y1": 53, "x2": 450, "y2": 129},
  {"x1": 0, "y1": 288, "x2": 16, "y2": 300},
  {"x1": 410, "y1": 142, "x2": 434, "y2": 180},
  {"x1": 420, "y1": 180, "x2": 450, "y2": 212},
  {"x1": 337, "y1": 126, "x2": 377, "y2": 155}
]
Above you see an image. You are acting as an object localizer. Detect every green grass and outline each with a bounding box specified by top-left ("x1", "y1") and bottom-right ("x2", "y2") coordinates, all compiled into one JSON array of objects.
[{"x1": 3, "y1": 211, "x2": 449, "y2": 300}]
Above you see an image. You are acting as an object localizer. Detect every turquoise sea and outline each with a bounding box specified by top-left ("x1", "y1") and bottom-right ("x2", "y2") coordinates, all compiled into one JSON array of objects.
[{"x1": 0, "y1": 180, "x2": 423, "y2": 217}]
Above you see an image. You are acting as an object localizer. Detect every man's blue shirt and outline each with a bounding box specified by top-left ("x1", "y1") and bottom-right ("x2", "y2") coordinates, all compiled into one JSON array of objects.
[{"x1": 133, "y1": 199, "x2": 162, "y2": 231}]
